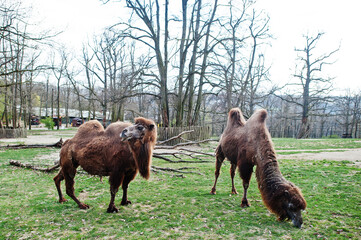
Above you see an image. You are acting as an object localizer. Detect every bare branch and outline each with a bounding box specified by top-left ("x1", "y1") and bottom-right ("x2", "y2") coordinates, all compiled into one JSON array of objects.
[{"x1": 156, "y1": 130, "x2": 194, "y2": 145}]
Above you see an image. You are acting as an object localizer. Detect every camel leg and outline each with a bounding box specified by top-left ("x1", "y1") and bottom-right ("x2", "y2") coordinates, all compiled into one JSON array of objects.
[
  {"x1": 107, "y1": 173, "x2": 124, "y2": 213},
  {"x1": 53, "y1": 169, "x2": 67, "y2": 203},
  {"x1": 121, "y1": 171, "x2": 136, "y2": 206},
  {"x1": 239, "y1": 163, "x2": 253, "y2": 208},
  {"x1": 210, "y1": 145, "x2": 225, "y2": 195},
  {"x1": 230, "y1": 163, "x2": 238, "y2": 194},
  {"x1": 63, "y1": 168, "x2": 89, "y2": 210}
]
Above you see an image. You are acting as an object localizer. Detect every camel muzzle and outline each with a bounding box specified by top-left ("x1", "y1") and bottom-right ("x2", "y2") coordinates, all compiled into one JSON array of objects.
[
  {"x1": 288, "y1": 209, "x2": 303, "y2": 228},
  {"x1": 292, "y1": 217, "x2": 303, "y2": 228},
  {"x1": 120, "y1": 130, "x2": 132, "y2": 141}
]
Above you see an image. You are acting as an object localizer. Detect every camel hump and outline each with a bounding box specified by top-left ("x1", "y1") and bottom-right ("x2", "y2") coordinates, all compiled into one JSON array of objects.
[
  {"x1": 257, "y1": 109, "x2": 268, "y2": 123},
  {"x1": 228, "y1": 108, "x2": 246, "y2": 126},
  {"x1": 105, "y1": 121, "x2": 132, "y2": 137},
  {"x1": 72, "y1": 120, "x2": 104, "y2": 140},
  {"x1": 246, "y1": 109, "x2": 268, "y2": 126},
  {"x1": 78, "y1": 120, "x2": 104, "y2": 132}
]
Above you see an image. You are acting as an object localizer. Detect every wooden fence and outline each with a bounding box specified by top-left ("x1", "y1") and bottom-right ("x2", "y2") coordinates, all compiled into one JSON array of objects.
[{"x1": 157, "y1": 126, "x2": 211, "y2": 145}]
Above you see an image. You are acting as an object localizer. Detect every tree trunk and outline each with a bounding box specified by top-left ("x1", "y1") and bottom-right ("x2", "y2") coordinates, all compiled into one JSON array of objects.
[
  {"x1": 51, "y1": 88, "x2": 54, "y2": 120},
  {"x1": 57, "y1": 78, "x2": 60, "y2": 130},
  {"x1": 193, "y1": 0, "x2": 218, "y2": 125},
  {"x1": 161, "y1": 0, "x2": 169, "y2": 127},
  {"x1": 45, "y1": 78, "x2": 49, "y2": 117},
  {"x1": 175, "y1": 0, "x2": 188, "y2": 127},
  {"x1": 187, "y1": 0, "x2": 201, "y2": 126},
  {"x1": 65, "y1": 85, "x2": 70, "y2": 128}
]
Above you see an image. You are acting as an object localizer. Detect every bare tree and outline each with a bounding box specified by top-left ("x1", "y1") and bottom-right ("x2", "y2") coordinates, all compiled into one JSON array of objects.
[
  {"x1": 82, "y1": 44, "x2": 96, "y2": 120},
  {"x1": 192, "y1": 0, "x2": 219, "y2": 125},
  {"x1": 291, "y1": 32, "x2": 339, "y2": 138},
  {"x1": 0, "y1": 0, "x2": 56, "y2": 129},
  {"x1": 24, "y1": 54, "x2": 40, "y2": 130},
  {"x1": 223, "y1": 0, "x2": 248, "y2": 112},
  {"x1": 236, "y1": 9, "x2": 270, "y2": 115},
  {"x1": 64, "y1": 54, "x2": 84, "y2": 126},
  {"x1": 351, "y1": 93, "x2": 361, "y2": 138},
  {"x1": 117, "y1": 0, "x2": 170, "y2": 126},
  {"x1": 175, "y1": 0, "x2": 192, "y2": 126},
  {"x1": 335, "y1": 90, "x2": 361, "y2": 138},
  {"x1": 185, "y1": 0, "x2": 202, "y2": 126},
  {"x1": 209, "y1": 2, "x2": 271, "y2": 119},
  {"x1": 51, "y1": 49, "x2": 67, "y2": 130}
]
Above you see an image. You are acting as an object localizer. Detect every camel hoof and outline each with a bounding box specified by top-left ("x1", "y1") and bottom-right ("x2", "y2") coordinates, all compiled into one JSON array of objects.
[
  {"x1": 210, "y1": 188, "x2": 216, "y2": 195},
  {"x1": 107, "y1": 206, "x2": 119, "y2": 213},
  {"x1": 231, "y1": 190, "x2": 238, "y2": 195},
  {"x1": 241, "y1": 201, "x2": 250, "y2": 208},
  {"x1": 121, "y1": 200, "x2": 132, "y2": 206},
  {"x1": 79, "y1": 203, "x2": 90, "y2": 209},
  {"x1": 59, "y1": 198, "x2": 68, "y2": 203}
]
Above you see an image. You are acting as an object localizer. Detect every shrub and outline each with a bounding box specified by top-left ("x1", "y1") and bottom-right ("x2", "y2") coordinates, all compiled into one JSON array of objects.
[{"x1": 41, "y1": 117, "x2": 54, "y2": 130}]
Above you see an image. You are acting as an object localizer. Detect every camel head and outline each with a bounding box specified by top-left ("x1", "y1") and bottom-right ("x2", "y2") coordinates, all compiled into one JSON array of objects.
[
  {"x1": 120, "y1": 117, "x2": 157, "y2": 179},
  {"x1": 278, "y1": 185, "x2": 307, "y2": 228},
  {"x1": 121, "y1": 118, "x2": 156, "y2": 143}
]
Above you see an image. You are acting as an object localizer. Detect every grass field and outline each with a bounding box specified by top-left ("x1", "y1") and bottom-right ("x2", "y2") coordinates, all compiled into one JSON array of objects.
[{"x1": 0, "y1": 137, "x2": 360, "y2": 239}]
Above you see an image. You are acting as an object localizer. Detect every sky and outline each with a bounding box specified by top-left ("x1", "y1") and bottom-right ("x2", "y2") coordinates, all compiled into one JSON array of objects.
[
  {"x1": 27, "y1": 0, "x2": 361, "y2": 93},
  {"x1": 254, "y1": 0, "x2": 361, "y2": 94},
  {"x1": 28, "y1": 0, "x2": 124, "y2": 50}
]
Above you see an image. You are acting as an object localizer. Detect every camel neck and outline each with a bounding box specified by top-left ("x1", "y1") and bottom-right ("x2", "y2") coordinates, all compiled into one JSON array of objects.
[
  {"x1": 256, "y1": 143, "x2": 277, "y2": 166},
  {"x1": 129, "y1": 141, "x2": 152, "y2": 179},
  {"x1": 256, "y1": 156, "x2": 285, "y2": 190}
]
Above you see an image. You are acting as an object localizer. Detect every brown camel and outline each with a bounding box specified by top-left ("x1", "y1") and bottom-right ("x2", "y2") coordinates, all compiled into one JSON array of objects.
[
  {"x1": 53, "y1": 117, "x2": 157, "y2": 213},
  {"x1": 210, "y1": 108, "x2": 306, "y2": 228}
]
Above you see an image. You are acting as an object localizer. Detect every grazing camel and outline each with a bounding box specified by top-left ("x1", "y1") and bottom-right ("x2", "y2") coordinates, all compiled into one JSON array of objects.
[
  {"x1": 53, "y1": 117, "x2": 157, "y2": 213},
  {"x1": 210, "y1": 108, "x2": 306, "y2": 228}
]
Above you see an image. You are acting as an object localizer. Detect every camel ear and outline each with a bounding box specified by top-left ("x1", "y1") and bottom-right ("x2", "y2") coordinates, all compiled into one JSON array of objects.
[
  {"x1": 149, "y1": 124, "x2": 155, "y2": 131},
  {"x1": 284, "y1": 190, "x2": 290, "y2": 198}
]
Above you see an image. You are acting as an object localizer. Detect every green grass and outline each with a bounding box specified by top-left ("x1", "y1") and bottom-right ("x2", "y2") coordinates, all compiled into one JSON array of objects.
[
  {"x1": 276, "y1": 150, "x2": 346, "y2": 155},
  {"x1": 0, "y1": 139, "x2": 360, "y2": 239},
  {"x1": 273, "y1": 138, "x2": 361, "y2": 150}
]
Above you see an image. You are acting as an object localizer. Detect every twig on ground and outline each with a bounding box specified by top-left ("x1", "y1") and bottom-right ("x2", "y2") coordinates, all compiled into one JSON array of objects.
[
  {"x1": 153, "y1": 154, "x2": 212, "y2": 163},
  {"x1": 155, "y1": 139, "x2": 216, "y2": 149},
  {"x1": 151, "y1": 166, "x2": 203, "y2": 175},
  {"x1": 156, "y1": 130, "x2": 194, "y2": 145},
  {"x1": 9, "y1": 160, "x2": 60, "y2": 172}
]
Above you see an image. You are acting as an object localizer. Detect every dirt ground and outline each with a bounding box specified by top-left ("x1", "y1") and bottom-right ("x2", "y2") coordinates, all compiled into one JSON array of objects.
[
  {"x1": 1, "y1": 129, "x2": 361, "y2": 168},
  {"x1": 0, "y1": 128, "x2": 74, "y2": 145},
  {"x1": 277, "y1": 149, "x2": 361, "y2": 168}
]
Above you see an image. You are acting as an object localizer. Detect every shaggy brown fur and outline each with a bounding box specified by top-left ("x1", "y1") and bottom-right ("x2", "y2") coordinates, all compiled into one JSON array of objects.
[
  {"x1": 54, "y1": 117, "x2": 157, "y2": 213},
  {"x1": 210, "y1": 108, "x2": 306, "y2": 228}
]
